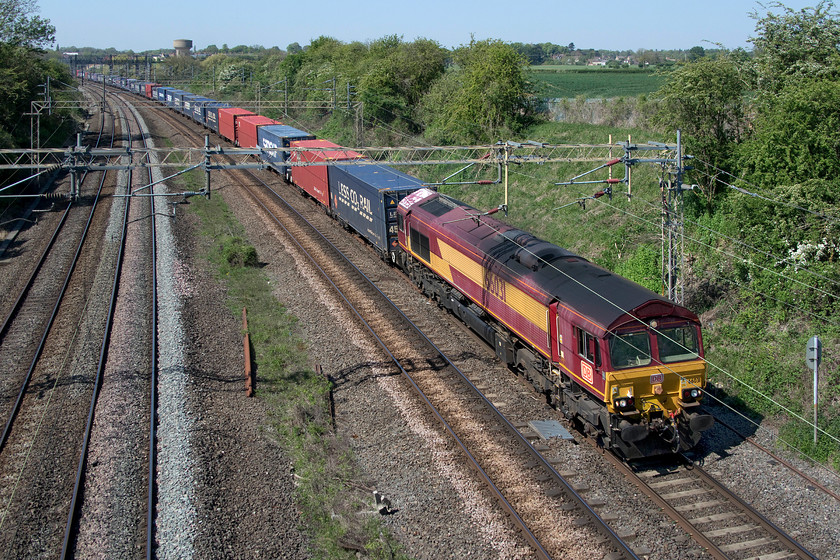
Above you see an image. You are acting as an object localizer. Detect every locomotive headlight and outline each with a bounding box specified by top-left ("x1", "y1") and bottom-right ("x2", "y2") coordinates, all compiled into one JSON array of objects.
[
  {"x1": 612, "y1": 386, "x2": 636, "y2": 411},
  {"x1": 681, "y1": 388, "x2": 702, "y2": 402}
]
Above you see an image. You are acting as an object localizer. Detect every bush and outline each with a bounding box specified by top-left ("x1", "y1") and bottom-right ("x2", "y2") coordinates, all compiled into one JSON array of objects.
[{"x1": 221, "y1": 236, "x2": 258, "y2": 268}]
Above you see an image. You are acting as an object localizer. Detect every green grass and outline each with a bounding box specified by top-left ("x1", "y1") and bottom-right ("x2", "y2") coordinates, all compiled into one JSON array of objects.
[
  {"x1": 181, "y1": 176, "x2": 409, "y2": 559},
  {"x1": 529, "y1": 66, "x2": 666, "y2": 98}
]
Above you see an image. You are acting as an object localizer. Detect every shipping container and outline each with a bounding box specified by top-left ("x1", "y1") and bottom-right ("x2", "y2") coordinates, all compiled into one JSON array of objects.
[
  {"x1": 190, "y1": 97, "x2": 215, "y2": 125},
  {"x1": 181, "y1": 94, "x2": 201, "y2": 117},
  {"x1": 236, "y1": 115, "x2": 281, "y2": 148},
  {"x1": 218, "y1": 108, "x2": 255, "y2": 144},
  {"x1": 156, "y1": 87, "x2": 173, "y2": 103},
  {"x1": 328, "y1": 164, "x2": 427, "y2": 256},
  {"x1": 204, "y1": 103, "x2": 231, "y2": 134},
  {"x1": 145, "y1": 83, "x2": 159, "y2": 99},
  {"x1": 257, "y1": 125, "x2": 315, "y2": 177},
  {"x1": 172, "y1": 90, "x2": 191, "y2": 112},
  {"x1": 164, "y1": 89, "x2": 186, "y2": 109},
  {"x1": 289, "y1": 140, "x2": 363, "y2": 207}
]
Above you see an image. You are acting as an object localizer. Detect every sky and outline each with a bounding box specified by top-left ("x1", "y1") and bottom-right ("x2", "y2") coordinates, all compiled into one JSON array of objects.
[{"x1": 38, "y1": 0, "x2": 822, "y2": 53}]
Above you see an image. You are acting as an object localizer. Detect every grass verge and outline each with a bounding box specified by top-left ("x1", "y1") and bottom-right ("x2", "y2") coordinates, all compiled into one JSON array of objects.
[{"x1": 182, "y1": 180, "x2": 408, "y2": 559}]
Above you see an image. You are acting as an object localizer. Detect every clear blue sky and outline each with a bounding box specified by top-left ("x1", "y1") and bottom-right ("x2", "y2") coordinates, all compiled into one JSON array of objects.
[{"x1": 39, "y1": 0, "x2": 821, "y2": 53}]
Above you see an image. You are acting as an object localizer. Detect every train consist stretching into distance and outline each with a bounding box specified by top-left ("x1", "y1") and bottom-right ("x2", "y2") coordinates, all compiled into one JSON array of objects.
[{"x1": 80, "y1": 70, "x2": 714, "y2": 459}]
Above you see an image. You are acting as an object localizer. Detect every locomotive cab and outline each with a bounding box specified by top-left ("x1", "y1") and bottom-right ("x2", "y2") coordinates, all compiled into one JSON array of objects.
[{"x1": 602, "y1": 316, "x2": 714, "y2": 457}]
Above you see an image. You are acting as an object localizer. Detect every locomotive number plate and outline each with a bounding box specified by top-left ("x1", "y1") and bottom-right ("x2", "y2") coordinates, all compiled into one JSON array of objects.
[{"x1": 650, "y1": 373, "x2": 664, "y2": 384}]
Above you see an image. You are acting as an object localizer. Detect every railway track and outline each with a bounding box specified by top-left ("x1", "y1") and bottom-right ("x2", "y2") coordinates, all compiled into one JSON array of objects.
[
  {"x1": 0, "y1": 85, "x2": 160, "y2": 558},
  {"x1": 0, "y1": 86, "x2": 124, "y2": 558},
  {"x1": 62, "y1": 88, "x2": 160, "y2": 559},
  {"x1": 620, "y1": 456, "x2": 817, "y2": 560}
]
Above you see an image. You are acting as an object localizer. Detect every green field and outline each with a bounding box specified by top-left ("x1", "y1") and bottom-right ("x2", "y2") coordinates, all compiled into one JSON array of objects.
[{"x1": 530, "y1": 65, "x2": 666, "y2": 99}]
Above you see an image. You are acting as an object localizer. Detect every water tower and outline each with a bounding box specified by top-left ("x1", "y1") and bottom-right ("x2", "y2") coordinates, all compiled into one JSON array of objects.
[{"x1": 173, "y1": 39, "x2": 193, "y2": 57}]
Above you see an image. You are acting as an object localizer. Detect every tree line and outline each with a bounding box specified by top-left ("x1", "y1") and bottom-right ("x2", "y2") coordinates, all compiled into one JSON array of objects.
[{"x1": 0, "y1": 0, "x2": 74, "y2": 149}]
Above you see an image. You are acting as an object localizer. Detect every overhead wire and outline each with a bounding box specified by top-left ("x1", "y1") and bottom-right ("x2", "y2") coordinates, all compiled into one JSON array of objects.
[{"x1": 592, "y1": 195, "x2": 840, "y2": 327}]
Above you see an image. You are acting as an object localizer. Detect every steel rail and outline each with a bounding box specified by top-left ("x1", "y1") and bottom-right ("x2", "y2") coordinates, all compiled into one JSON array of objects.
[
  {"x1": 138, "y1": 96, "x2": 160, "y2": 560},
  {"x1": 60, "y1": 90, "x2": 133, "y2": 559},
  {"x1": 0, "y1": 95, "x2": 113, "y2": 456},
  {"x1": 685, "y1": 458, "x2": 819, "y2": 560}
]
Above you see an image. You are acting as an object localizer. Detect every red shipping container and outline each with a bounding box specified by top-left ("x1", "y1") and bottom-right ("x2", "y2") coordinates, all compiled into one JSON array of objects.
[
  {"x1": 289, "y1": 140, "x2": 363, "y2": 207},
  {"x1": 237, "y1": 115, "x2": 281, "y2": 148},
  {"x1": 218, "y1": 108, "x2": 255, "y2": 144},
  {"x1": 145, "y1": 83, "x2": 159, "y2": 99}
]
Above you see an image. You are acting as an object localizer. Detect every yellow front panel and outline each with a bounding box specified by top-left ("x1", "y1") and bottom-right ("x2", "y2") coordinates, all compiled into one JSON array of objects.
[{"x1": 606, "y1": 360, "x2": 707, "y2": 413}]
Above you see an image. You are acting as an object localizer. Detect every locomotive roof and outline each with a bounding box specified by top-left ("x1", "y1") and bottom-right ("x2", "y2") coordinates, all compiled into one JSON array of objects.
[{"x1": 403, "y1": 190, "x2": 696, "y2": 333}]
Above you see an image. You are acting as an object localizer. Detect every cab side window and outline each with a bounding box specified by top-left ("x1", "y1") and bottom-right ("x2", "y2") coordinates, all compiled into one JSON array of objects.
[{"x1": 576, "y1": 327, "x2": 600, "y2": 367}]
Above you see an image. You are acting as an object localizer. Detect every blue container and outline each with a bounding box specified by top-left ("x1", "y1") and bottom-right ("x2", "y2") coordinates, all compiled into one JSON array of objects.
[
  {"x1": 157, "y1": 87, "x2": 174, "y2": 104},
  {"x1": 257, "y1": 125, "x2": 315, "y2": 176},
  {"x1": 328, "y1": 164, "x2": 426, "y2": 256},
  {"x1": 170, "y1": 90, "x2": 189, "y2": 111},
  {"x1": 181, "y1": 93, "x2": 201, "y2": 117},
  {"x1": 204, "y1": 103, "x2": 231, "y2": 133},
  {"x1": 190, "y1": 97, "x2": 215, "y2": 124}
]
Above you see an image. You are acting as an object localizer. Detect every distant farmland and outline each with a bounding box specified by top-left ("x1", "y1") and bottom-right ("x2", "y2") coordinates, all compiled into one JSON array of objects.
[{"x1": 530, "y1": 66, "x2": 666, "y2": 99}]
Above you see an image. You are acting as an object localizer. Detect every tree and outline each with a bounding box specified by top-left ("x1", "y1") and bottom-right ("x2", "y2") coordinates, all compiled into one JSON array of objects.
[
  {"x1": 359, "y1": 37, "x2": 446, "y2": 130},
  {"x1": 688, "y1": 45, "x2": 706, "y2": 60},
  {"x1": 651, "y1": 54, "x2": 749, "y2": 212},
  {"x1": 737, "y1": 79, "x2": 840, "y2": 186},
  {"x1": 749, "y1": 1, "x2": 840, "y2": 94},
  {"x1": 0, "y1": 0, "x2": 54, "y2": 49},
  {"x1": 420, "y1": 39, "x2": 532, "y2": 144}
]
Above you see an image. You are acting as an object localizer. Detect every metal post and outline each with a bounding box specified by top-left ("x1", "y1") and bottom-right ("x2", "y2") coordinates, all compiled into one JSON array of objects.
[
  {"x1": 503, "y1": 145, "x2": 509, "y2": 215},
  {"x1": 204, "y1": 135, "x2": 211, "y2": 199},
  {"x1": 807, "y1": 335, "x2": 822, "y2": 444},
  {"x1": 71, "y1": 133, "x2": 82, "y2": 200},
  {"x1": 814, "y1": 360, "x2": 819, "y2": 444}
]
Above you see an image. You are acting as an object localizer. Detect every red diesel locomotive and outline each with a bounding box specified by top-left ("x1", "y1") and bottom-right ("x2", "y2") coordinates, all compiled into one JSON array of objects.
[{"x1": 395, "y1": 188, "x2": 713, "y2": 459}]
